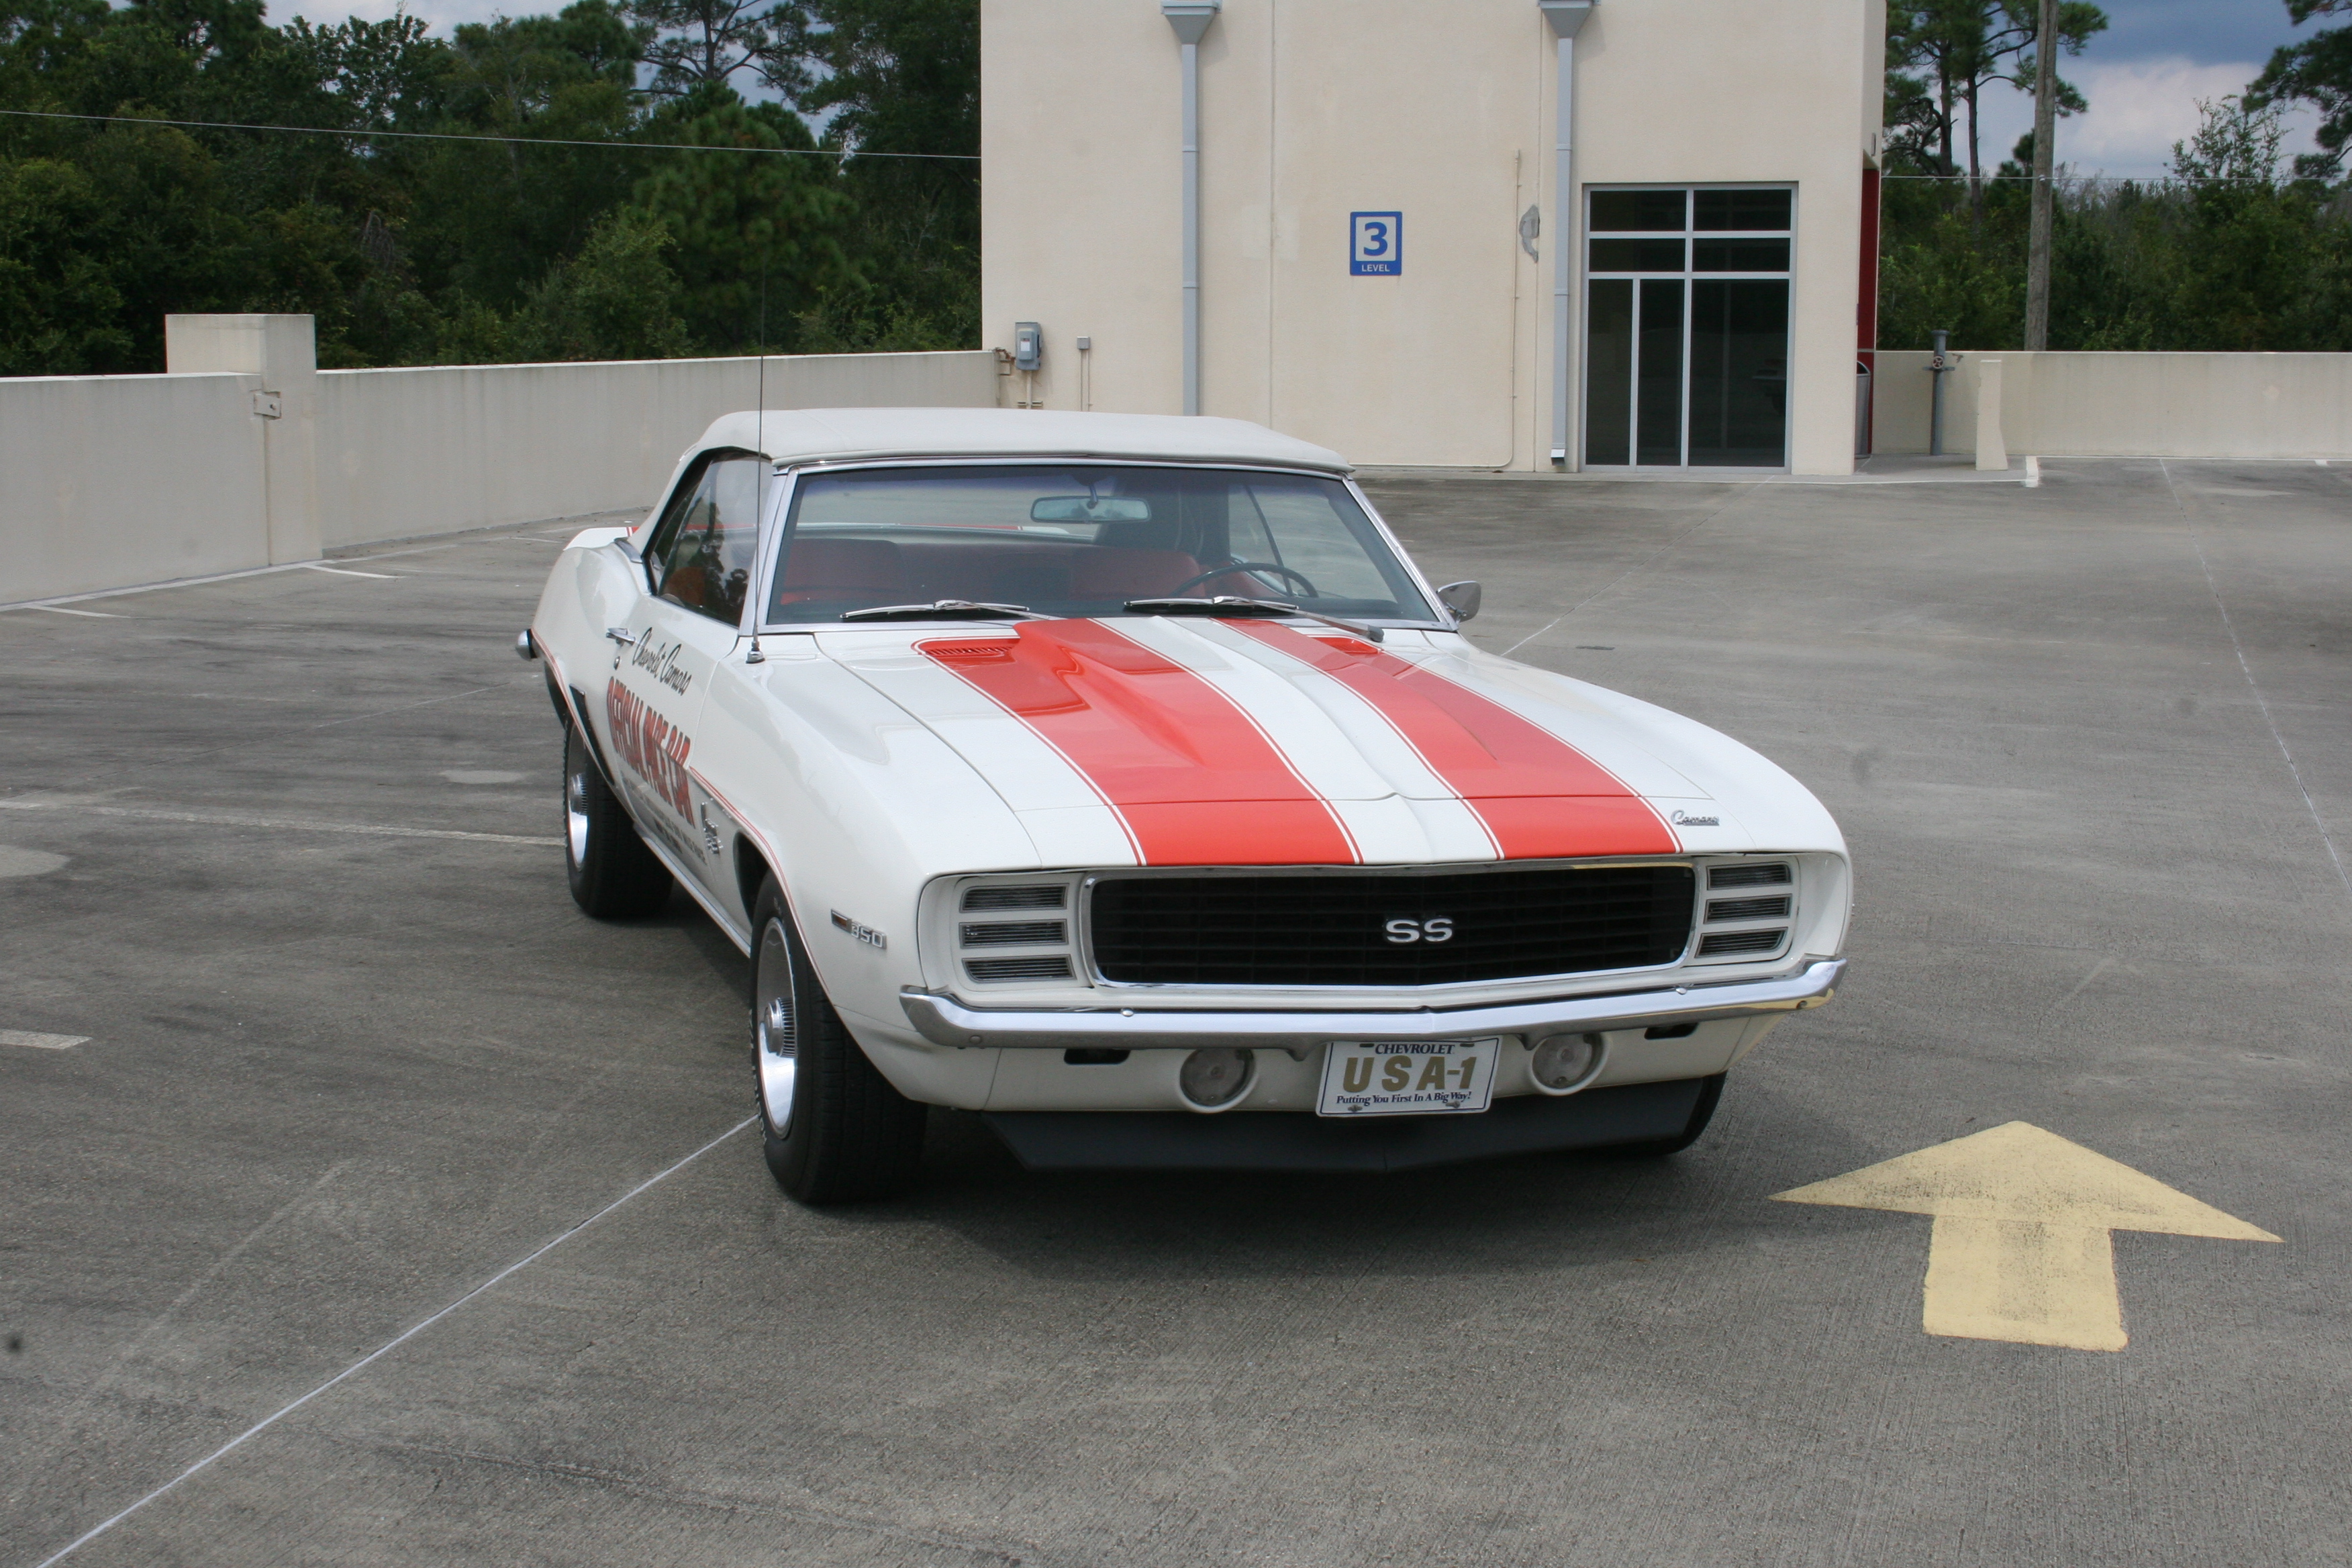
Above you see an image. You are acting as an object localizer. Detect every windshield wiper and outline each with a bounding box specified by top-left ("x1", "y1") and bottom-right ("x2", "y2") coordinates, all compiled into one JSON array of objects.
[
  {"x1": 839, "y1": 599, "x2": 1047, "y2": 623},
  {"x1": 1122, "y1": 595, "x2": 1385, "y2": 643}
]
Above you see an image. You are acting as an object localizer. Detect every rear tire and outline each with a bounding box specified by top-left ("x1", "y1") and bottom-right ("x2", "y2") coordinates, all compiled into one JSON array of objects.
[
  {"x1": 1615, "y1": 1073, "x2": 1726, "y2": 1157},
  {"x1": 563, "y1": 721, "x2": 672, "y2": 918},
  {"x1": 750, "y1": 879, "x2": 926, "y2": 1203}
]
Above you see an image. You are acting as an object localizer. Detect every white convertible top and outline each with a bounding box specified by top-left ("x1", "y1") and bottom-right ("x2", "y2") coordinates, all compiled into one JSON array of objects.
[{"x1": 688, "y1": 407, "x2": 1351, "y2": 475}]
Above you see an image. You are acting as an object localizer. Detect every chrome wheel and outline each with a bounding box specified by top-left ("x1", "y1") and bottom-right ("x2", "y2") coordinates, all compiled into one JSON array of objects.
[
  {"x1": 754, "y1": 916, "x2": 799, "y2": 1135},
  {"x1": 565, "y1": 763, "x2": 592, "y2": 864}
]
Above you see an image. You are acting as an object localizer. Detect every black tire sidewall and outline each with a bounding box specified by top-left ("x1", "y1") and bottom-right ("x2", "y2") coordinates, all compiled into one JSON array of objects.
[
  {"x1": 562, "y1": 718, "x2": 671, "y2": 918},
  {"x1": 749, "y1": 877, "x2": 926, "y2": 1203}
]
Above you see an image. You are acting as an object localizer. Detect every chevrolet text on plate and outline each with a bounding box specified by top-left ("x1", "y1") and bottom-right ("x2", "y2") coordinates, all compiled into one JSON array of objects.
[{"x1": 520, "y1": 408, "x2": 1849, "y2": 1200}]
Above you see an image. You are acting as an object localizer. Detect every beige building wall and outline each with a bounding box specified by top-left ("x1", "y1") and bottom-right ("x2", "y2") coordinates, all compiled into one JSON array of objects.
[{"x1": 982, "y1": 0, "x2": 1883, "y2": 474}]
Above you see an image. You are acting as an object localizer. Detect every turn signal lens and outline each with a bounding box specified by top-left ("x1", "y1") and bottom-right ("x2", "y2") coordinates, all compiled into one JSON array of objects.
[
  {"x1": 1179, "y1": 1046, "x2": 1253, "y2": 1109},
  {"x1": 1529, "y1": 1034, "x2": 1602, "y2": 1093}
]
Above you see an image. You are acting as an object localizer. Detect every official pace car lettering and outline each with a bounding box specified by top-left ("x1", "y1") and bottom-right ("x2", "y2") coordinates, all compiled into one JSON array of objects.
[
  {"x1": 605, "y1": 680, "x2": 692, "y2": 816},
  {"x1": 1219, "y1": 621, "x2": 1678, "y2": 859},
  {"x1": 917, "y1": 621, "x2": 1358, "y2": 866}
]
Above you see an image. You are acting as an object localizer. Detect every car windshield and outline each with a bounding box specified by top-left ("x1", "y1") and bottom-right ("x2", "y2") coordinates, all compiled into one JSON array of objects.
[{"x1": 765, "y1": 464, "x2": 1439, "y2": 626}]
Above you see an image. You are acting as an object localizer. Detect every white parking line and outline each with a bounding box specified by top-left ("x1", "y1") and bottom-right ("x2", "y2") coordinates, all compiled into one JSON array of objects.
[
  {"x1": 28, "y1": 1117, "x2": 756, "y2": 1568},
  {"x1": 26, "y1": 605, "x2": 121, "y2": 618},
  {"x1": 299, "y1": 564, "x2": 402, "y2": 579},
  {"x1": 0, "y1": 799, "x2": 559, "y2": 847},
  {"x1": 1, "y1": 1030, "x2": 87, "y2": 1050}
]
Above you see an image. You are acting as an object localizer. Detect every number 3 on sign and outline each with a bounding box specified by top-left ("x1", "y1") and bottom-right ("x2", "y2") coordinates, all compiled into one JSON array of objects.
[{"x1": 1351, "y1": 211, "x2": 1402, "y2": 276}]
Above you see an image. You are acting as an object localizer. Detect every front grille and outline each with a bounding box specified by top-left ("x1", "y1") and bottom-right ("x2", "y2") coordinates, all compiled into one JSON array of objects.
[
  {"x1": 1699, "y1": 928, "x2": 1784, "y2": 957},
  {"x1": 965, "y1": 885, "x2": 1065, "y2": 911},
  {"x1": 962, "y1": 920, "x2": 1066, "y2": 947},
  {"x1": 955, "y1": 878, "x2": 1079, "y2": 983},
  {"x1": 1707, "y1": 895, "x2": 1790, "y2": 922},
  {"x1": 1710, "y1": 863, "x2": 1790, "y2": 889},
  {"x1": 967, "y1": 954, "x2": 1075, "y2": 981},
  {"x1": 1089, "y1": 865, "x2": 1696, "y2": 987}
]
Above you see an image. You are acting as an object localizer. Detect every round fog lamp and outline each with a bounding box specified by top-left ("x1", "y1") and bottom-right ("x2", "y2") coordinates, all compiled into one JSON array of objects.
[
  {"x1": 1179, "y1": 1046, "x2": 1253, "y2": 1110},
  {"x1": 1528, "y1": 1033, "x2": 1604, "y2": 1095}
]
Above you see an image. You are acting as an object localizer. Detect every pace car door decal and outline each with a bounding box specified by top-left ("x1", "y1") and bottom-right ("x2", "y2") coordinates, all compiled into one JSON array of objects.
[
  {"x1": 1218, "y1": 622, "x2": 1677, "y2": 859},
  {"x1": 918, "y1": 620, "x2": 1359, "y2": 866}
]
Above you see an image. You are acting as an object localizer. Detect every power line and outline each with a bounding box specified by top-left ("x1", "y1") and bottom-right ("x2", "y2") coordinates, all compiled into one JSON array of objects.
[{"x1": 0, "y1": 106, "x2": 979, "y2": 161}]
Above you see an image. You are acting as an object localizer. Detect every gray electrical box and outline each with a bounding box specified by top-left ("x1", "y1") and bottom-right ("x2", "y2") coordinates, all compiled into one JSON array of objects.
[{"x1": 1013, "y1": 322, "x2": 1043, "y2": 373}]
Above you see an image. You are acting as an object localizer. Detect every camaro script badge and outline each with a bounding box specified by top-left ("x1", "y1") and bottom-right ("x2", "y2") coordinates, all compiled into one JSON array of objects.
[{"x1": 1670, "y1": 810, "x2": 1720, "y2": 827}]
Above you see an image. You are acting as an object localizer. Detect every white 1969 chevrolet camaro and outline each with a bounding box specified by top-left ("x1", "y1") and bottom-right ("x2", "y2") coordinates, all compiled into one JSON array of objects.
[{"x1": 522, "y1": 408, "x2": 1849, "y2": 1202}]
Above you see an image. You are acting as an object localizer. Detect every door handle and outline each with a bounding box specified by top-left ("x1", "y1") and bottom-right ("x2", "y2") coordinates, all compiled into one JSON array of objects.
[{"x1": 605, "y1": 626, "x2": 640, "y2": 646}]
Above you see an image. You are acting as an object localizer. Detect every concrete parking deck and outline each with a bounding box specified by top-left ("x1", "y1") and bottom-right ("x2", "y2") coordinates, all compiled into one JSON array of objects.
[{"x1": 5, "y1": 458, "x2": 2349, "y2": 1566}]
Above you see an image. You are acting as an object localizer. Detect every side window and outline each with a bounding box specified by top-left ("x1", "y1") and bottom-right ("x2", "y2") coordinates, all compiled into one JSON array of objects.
[{"x1": 645, "y1": 452, "x2": 767, "y2": 625}]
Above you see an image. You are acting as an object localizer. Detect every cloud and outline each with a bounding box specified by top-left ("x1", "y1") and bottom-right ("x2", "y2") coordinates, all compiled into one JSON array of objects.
[{"x1": 1971, "y1": 55, "x2": 2324, "y2": 179}]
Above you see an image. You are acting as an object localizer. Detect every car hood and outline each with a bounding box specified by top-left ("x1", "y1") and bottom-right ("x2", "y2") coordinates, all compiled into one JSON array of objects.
[{"x1": 814, "y1": 616, "x2": 1841, "y2": 867}]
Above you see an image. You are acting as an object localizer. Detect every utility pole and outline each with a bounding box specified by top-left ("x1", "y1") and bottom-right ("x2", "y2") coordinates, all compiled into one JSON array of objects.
[{"x1": 2023, "y1": 0, "x2": 2058, "y2": 351}]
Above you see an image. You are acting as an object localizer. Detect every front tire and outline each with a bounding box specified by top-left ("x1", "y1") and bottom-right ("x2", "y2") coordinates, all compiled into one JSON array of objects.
[
  {"x1": 751, "y1": 879, "x2": 926, "y2": 1203},
  {"x1": 563, "y1": 721, "x2": 672, "y2": 918}
]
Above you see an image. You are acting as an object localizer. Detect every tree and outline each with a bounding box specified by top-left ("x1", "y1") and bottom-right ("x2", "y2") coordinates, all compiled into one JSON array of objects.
[
  {"x1": 629, "y1": 0, "x2": 791, "y2": 98},
  {"x1": 630, "y1": 91, "x2": 855, "y2": 352},
  {"x1": 1885, "y1": 0, "x2": 2105, "y2": 218},
  {"x1": 2251, "y1": 0, "x2": 2352, "y2": 179},
  {"x1": 509, "y1": 206, "x2": 691, "y2": 359},
  {"x1": 771, "y1": 0, "x2": 977, "y2": 349}
]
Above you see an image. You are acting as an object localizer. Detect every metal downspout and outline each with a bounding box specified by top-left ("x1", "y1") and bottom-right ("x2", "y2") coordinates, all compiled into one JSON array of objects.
[
  {"x1": 1538, "y1": 1, "x2": 1594, "y2": 467},
  {"x1": 1163, "y1": 2, "x2": 1221, "y2": 416}
]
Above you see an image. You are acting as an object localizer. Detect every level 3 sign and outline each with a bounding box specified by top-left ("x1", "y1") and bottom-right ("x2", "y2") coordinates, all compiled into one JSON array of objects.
[{"x1": 1349, "y1": 211, "x2": 1402, "y2": 275}]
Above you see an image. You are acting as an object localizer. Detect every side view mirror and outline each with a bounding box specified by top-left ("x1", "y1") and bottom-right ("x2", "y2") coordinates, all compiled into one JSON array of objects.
[{"x1": 1436, "y1": 581, "x2": 1482, "y2": 624}]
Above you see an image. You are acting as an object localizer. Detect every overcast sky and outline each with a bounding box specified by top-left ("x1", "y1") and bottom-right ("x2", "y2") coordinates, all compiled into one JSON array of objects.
[
  {"x1": 312, "y1": 0, "x2": 2328, "y2": 180},
  {"x1": 1943, "y1": 0, "x2": 2325, "y2": 179}
]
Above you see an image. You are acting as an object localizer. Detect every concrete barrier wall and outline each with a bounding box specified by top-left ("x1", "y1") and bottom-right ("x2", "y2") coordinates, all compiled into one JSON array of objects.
[
  {"x1": 1, "y1": 331, "x2": 1000, "y2": 605},
  {"x1": 1871, "y1": 350, "x2": 2352, "y2": 459},
  {"x1": 317, "y1": 350, "x2": 1001, "y2": 548},
  {"x1": 1, "y1": 372, "x2": 271, "y2": 601}
]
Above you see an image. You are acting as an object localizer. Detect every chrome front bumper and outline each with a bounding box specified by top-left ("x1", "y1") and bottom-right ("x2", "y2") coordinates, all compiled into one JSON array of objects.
[{"x1": 900, "y1": 958, "x2": 1845, "y2": 1052}]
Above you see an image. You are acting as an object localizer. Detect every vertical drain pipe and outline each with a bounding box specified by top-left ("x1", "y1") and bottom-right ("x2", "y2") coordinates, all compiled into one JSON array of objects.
[
  {"x1": 1538, "y1": 0, "x2": 1594, "y2": 467},
  {"x1": 1163, "y1": 1, "x2": 1221, "y2": 415}
]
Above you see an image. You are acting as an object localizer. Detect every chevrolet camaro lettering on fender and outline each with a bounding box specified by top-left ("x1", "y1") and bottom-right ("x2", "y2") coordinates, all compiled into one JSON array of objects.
[{"x1": 523, "y1": 408, "x2": 1850, "y2": 1203}]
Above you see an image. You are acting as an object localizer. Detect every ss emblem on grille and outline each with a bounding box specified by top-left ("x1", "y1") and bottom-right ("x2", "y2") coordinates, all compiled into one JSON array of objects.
[{"x1": 1384, "y1": 917, "x2": 1454, "y2": 944}]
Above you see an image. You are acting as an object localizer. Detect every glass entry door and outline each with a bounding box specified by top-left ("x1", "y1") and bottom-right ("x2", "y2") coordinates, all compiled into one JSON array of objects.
[{"x1": 1582, "y1": 188, "x2": 1792, "y2": 469}]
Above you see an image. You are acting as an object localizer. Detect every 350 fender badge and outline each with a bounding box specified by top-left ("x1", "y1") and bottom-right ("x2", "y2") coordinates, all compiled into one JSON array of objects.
[
  {"x1": 830, "y1": 911, "x2": 887, "y2": 950},
  {"x1": 1669, "y1": 810, "x2": 1720, "y2": 827}
]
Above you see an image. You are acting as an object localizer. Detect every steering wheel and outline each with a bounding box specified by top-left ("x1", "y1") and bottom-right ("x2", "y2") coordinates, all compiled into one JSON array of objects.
[{"x1": 1166, "y1": 559, "x2": 1321, "y2": 599}]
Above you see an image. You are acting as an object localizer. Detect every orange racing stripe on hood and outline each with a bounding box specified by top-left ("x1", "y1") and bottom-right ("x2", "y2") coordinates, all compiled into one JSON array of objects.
[
  {"x1": 1223, "y1": 621, "x2": 1677, "y2": 859},
  {"x1": 918, "y1": 620, "x2": 1358, "y2": 866}
]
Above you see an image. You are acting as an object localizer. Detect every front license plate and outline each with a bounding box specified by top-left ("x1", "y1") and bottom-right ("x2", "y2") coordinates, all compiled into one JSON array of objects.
[{"x1": 1316, "y1": 1038, "x2": 1499, "y2": 1117}]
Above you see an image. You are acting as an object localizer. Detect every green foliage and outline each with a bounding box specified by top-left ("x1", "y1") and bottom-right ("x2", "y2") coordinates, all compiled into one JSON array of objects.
[
  {"x1": 509, "y1": 205, "x2": 691, "y2": 360},
  {"x1": 0, "y1": 0, "x2": 978, "y2": 371},
  {"x1": 1884, "y1": 0, "x2": 2106, "y2": 199},
  {"x1": 1879, "y1": 101, "x2": 2352, "y2": 352},
  {"x1": 773, "y1": 0, "x2": 978, "y2": 351},
  {"x1": 2252, "y1": 0, "x2": 2351, "y2": 178},
  {"x1": 632, "y1": 91, "x2": 853, "y2": 351}
]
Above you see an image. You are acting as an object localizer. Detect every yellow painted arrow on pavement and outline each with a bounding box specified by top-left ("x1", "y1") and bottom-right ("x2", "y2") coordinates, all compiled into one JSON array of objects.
[{"x1": 1773, "y1": 1121, "x2": 2279, "y2": 1351}]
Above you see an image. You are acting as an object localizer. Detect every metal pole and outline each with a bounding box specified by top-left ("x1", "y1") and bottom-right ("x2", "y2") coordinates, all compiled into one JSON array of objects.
[
  {"x1": 1538, "y1": 1, "x2": 1594, "y2": 467},
  {"x1": 1163, "y1": 3, "x2": 1220, "y2": 416},
  {"x1": 1929, "y1": 328, "x2": 1949, "y2": 456},
  {"x1": 1181, "y1": 40, "x2": 1200, "y2": 415},
  {"x1": 2024, "y1": 0, "x2": 2059, "y2": 351}
]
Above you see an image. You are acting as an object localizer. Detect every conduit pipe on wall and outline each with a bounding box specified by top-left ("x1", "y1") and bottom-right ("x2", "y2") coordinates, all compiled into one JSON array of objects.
[
  {"x1": 1538, "y1": 0, "x2": 1593, "y2": 467},
  {"x1": 1163, "y1": 0, "x2": 1220, "y2": 415}
]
